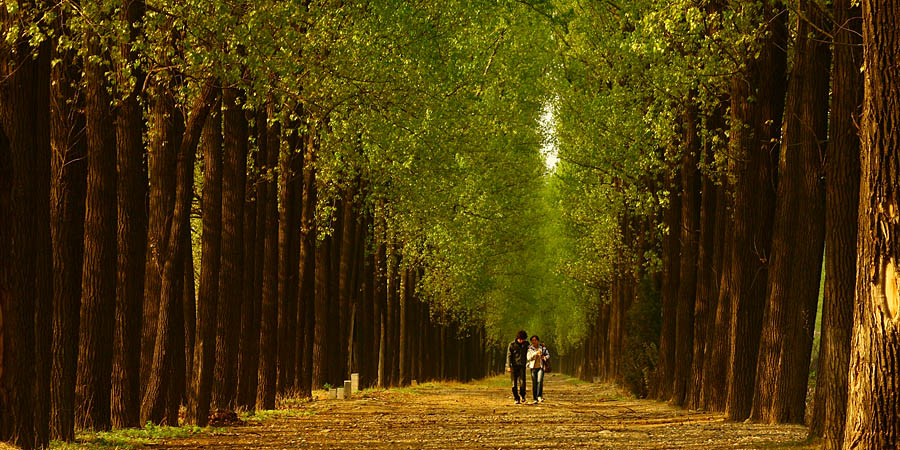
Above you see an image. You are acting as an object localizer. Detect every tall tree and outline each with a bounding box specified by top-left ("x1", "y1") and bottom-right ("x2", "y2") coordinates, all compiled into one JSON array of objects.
[
  {"x1": 141, "y1": 81, "x2": 217, "y2": 424},
  {"x1": 296, "y1": 130, "x2": 317, "y2": 397},
  {"x1": 655, "y1": 170, "x2": 681, "y2": 399},
  {"x1": 212, "y1": 87, "x2": 247, "y2": 409},
  {"x1": 672, "y1": 101, "x2": 701, "y2": 406},
  {"x1": 842, "y1": 0, "x2": 900, "y2": 446},
  {"x1": 49, "y1": 8, "x2": 87, "y2": 440},
  {"x1": 808, "y1": 0, "x2": 862, "y2": 447},
  {"x1": 751, "y1": 0, "x2": 831, "y2": 424},
  {"x1": 142, "y1": 83, "x2": 181, "y2": 390},
  {"x1": 725, "y1": 0, "x2": 788, "y2": 422},
  {"x1": 111, "y1": 0, "x2": 148, "y2": 430},
  {"x1": 76, "y1": 18, "x2": 119, "y2": 430},
  {"x1": 277, "y1": 126, "x2": 301, "y2": 394},
  {"x1": 0, "y1": 2, "x2": 51, "y2": 446},
  {"x1": 257, "y1": 101, "x2": 281, "y2": 410},
  {"x1": 187, "y1": 103, "x2": 222, "y2": 426}
]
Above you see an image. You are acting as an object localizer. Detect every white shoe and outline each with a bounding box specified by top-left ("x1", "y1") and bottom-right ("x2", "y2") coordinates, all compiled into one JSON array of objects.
[{"x1": 538, "y1": 397, "x2": 544, "y2": 403}]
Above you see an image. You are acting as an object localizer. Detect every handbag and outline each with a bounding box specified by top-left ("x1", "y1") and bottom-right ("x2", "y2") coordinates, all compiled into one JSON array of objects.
[{"x1": 542, "y1": 346, "x2": 551, "y2": 373}]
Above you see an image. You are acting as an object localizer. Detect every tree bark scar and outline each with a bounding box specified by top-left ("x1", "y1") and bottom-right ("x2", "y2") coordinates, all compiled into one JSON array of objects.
[
  {"x1": 883, "y1": 259, "x2": 899, "y2": 321},
  {"x1": 882, "y1": 202, "x2": 899, "y2": 321}
]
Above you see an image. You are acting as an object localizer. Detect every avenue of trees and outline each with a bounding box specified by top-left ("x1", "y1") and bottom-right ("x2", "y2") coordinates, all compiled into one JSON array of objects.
[
  {"x1": 1, "y1": 1, "x2": 562, "y2": 448},
  {"x1": 550, "y1": 0, "x2": 899, "y2": 449},
  {"x1": 2, "y1": 0, "x2": 899, "y2": 449}
]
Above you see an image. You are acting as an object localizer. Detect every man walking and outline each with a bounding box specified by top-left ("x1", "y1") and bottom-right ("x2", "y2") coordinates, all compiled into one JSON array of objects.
[{"x1": 506, "y1": 330, "x2": 529, "y2": 404}]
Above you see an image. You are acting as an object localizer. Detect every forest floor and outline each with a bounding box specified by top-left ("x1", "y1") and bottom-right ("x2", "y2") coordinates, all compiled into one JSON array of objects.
[{"x1": 144, "y1": 373, "x2": 813, "y2": 450}]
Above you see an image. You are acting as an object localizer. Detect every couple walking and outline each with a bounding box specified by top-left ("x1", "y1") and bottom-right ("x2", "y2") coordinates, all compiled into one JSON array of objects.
[{"x1": 506, "y1": 330, "x2": 550, "y2": 405}]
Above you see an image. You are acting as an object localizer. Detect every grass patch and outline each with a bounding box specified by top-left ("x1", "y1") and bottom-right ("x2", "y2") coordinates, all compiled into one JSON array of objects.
[
  {"x1": 241, "y1": 407, "x2": 323, "y2": 424},
  {"x1": 49, "y1": 423, "x2": 220, "y2": 450}
]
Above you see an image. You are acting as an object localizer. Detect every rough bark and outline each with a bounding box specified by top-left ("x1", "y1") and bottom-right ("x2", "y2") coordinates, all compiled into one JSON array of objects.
[
  {"x1": 187, "y1": 103, "x2": 222, "y2": 426},
  {"x1": 141, "y1": 81, "x2": 217, "y2": 425},
  {"x1": 110, "y1": 0, "x2": 147, "y2": 430},
  {"x1": 700, "y1": 184, "x2": 733, "y2": 412},
  {"x1": 0, "y1": 9, "x2": 51, "y2": 446},
  {"x1": 313, "y1": 233, "x2": 331, "y2": 389},
  {"x1": 687, "y1": 109, "x2": 723, "y2": 410},
  {"x1": 842, "y1": 1, "x2": 900, "y2": 446},
  {"x1": 655, "y1": 169, "x2": 682, "y2": 400},
  {"x1": 142, "y1": 84, "x2": 180, "y2": 391},
  {"x1": 212, "y1": 87, "x2": 247, "y2": 410},
  {"x1": 672, "y1": 102, "x2": 701, "y2": 406},
  {"x1": 808, "y1": 0, "x2": 862, "y2": 446},
  {"x1": 276, "y1": 127, "x2": 301, "y2": 394},
  {"x1": 49, "y1": 14, "x2": 87, "y2": 440},
  {"x1": 75, "y1": 27, "x2": 119, "y2": 431},
  {"x1": 751, "y1": 0, "x2": 831, "y2": 424},
  {"x1": 296, "y1": 130, "x2": 317, "y2": 397},
  {"x1": 237, "y1": 107, "x2": 268, "y2": 411},
  {"x1": 257, "y1": 102, "x2": 281, "y2": 411},
  {"x1": 724, "y1": 0, "x2": 788, "y2": 422}
]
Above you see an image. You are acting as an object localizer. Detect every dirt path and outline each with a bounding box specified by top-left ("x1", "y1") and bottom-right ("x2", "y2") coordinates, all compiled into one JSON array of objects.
[{"x1": 158, "y1": 373, "x2": 809, "y2": 449}]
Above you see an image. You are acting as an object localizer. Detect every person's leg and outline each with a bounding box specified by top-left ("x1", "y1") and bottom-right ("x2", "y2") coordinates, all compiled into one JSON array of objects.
[
  {"x1": 536, "y1": 368, "x2": 544, "y2": 399},
  {"x1": 517, "y1": 366, "x2": 527, "y2": 400},
  {"x1": 531, "y1": 369, "x2": 539, "y2": 401},
  {"x1": 511, "y1": 367, "x2": 520, "y2": 402}
]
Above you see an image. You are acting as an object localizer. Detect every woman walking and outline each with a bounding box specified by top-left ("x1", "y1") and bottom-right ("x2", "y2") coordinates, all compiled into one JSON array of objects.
[{"x1": 527, "y1": 335, "x2": 549, "y2": 404}]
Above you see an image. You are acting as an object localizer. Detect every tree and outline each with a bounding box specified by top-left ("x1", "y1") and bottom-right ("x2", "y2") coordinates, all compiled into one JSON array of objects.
[
  {"x1": 76, "y1": 18, "x2": 119, "y2": 430},
  {"x1": 1, "y1": 3, "x2": 52, "y2": 446},
  {"x1": 808, "y1": 0, "x2": 862, "y2": 447},
  {"x1": 724, "y1": 0, "x2": 788, "y2": 422},
  {"x1": 187, "y1": 102, "x2": 223, "y2": 426},
  {"x1": 842, "y1": 0, "x2": 900, "y2": 446},
  {"x1": 49, "y1": 6, "x2": 87, "y2": 439},
  {"x1": 141, "y1": 81, "x2": 217, "y2": 425},
  {"x1": 111, "y1": 0, "x2": 148, "y2": 430},
  {"x1": 257, "y1": 101, "x2": 281, "y2": 410},
  {"x1": 751, "y1": 0, "x2": 831, "y2": 424},
  {"x1": 212, "y1": 87, "x2": 247, "y2": 409}
]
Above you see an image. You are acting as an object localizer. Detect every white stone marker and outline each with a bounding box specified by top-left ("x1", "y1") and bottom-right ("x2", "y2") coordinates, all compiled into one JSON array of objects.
[
  {"x1": 344, "y1": 380, "x2": 352, "y2": 399},
  {"x1": 351, "y1": 373, "x2": 360, "y2": 393}
]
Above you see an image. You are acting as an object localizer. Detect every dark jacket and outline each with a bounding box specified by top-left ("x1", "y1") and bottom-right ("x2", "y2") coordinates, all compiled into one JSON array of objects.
[{"x1": 507, "y1": 340, "x2": 529, "y2": 368}]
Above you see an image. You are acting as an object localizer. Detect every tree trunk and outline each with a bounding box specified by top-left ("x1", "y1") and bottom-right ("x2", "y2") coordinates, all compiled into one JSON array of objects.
[
  {"x1": 656, "y1": 169, "x2": 682, "y2": 399},
  {"x1": 399, "y1": 267, "x2": 409, "y2": 386},
  {"x1": 724, "y1": 0, "x2": 788, "y2": 422},
  {"x1": 313, "y1": 234, "x2": 331, "y2": 389},
  {"x1": 49, "y1": 14, "x2": 87, "y2": 440},
  {"x1": 376, "y1": 243, "x2": 388, "y2": 387},
  {"x1": 672, "y1": 101, "x2": 701, "y2": 406},
  {"x1": 142, "y1": 84, "x2": 181, "y2": 391},
  {"x1": 141, "y1": 81, "x2": 217, "y2": 425},
  {"x1": 687, "y1": 107, "x2": 723, "y2": 410},
  {"x1": 751, "y1": 0, "x2": 830, "y2": 424},
  {"x1": 110, "y1": 0, "x2": 147, "y2": 430},
  {"x1": 76, "y1": 27, "x2": 119, "y2": 431},
  {"x1": 296, "y1": 130, "x2": 317, "y2": 397},
  {"x1": 257, "y1": 102, "x2": 281, "y2": 411},
  {"x1": 0, "y1": 9, "x2": 51, "y2": 446},
  {"x1": 807, "y1": 0, "x2": 862, "y2": 446},
  {"x1": 238, "y1": 107, "x2": 268, "y2": 411},
  {"x1": 183, "y1": 227, "x2": 196, "y2": 398},
  {"x1": 212, "y1": 87, "x2": 247, "y2": 410},
  {"x1": 187, "y1": 102, "x2": 222, "y2": 426},
  {"x1": 842, "y1": 1, "x2": 900, "y2": 446},
  {"x1": 700, "y1": 184, "x2": 733, "y2": 412},
  {"x1": 276, "y1": 127, "x2": 301, "y2": 394}
]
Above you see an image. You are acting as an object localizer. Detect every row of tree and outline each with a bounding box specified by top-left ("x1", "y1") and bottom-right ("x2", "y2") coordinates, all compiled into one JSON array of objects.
[
  {"x1": 1, "y1": 1, "x2": 557, "y2": 449},
  {"x1": 549, "y1": 0, "x2": 898, "y2": 448}
]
